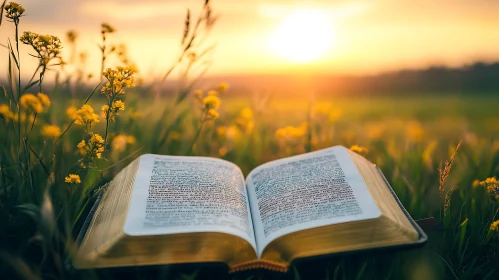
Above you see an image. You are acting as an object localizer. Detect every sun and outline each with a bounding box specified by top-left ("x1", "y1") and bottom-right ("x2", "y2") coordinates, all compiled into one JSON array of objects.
[{"x1": 270, "y1": 9, "x2": 335, "y2": 63}]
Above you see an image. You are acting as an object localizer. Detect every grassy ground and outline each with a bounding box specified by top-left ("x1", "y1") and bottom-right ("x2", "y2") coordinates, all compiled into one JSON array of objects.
[{"x1": 2, "y1": 92, "x2": 499, "y2": 279}]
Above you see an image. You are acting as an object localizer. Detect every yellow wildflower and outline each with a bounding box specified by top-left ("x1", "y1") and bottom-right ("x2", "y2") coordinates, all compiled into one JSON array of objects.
[
  {"x1": 406, "y1": 121, "x2": 425, "y2": 142},
  {"x1": 4, "y1": 2, "x2": 25, "y2": 21},
  {"x1": 275, "y1": 124, "x2": 307, "y2": 140},
  {"x1": 207, "y1": 90, "x2": 218, "y2": 96},
  {"x1": 91, "y1": 133, "x2": 105, "y2": 145},
  {"x1": 66, "y1": 105, "x2": 77, "y2": 119},
  {"x1": 478, "y1": 177, "x2": 499, "y2": 200},
  {"x1": 13, "y1": 112, "x2": 28, "y2": 123},
  {"x1": 203, "y1": 95, "x2": 220, "y2": 109},
  {"x1": 65, "y1": 174, "x2": 81, "y2": 184},
  {"x1": 101, "y1": 66, "x2": 137, "y2": 96},
  {"x1": 236, "y1": 108, "x2": 254, "y2": 134},
  {"x1": 0, "y1": 104, "x2": 14, "y2": 120},
  {"x1": 74, "y1": 104, "x2": 100, "y2": 126},
  {"x1": 207, "y1": 108, "x2": 219, "y2": 119},
  {"x1": 20, "y1": 32, "x2": 62, "y2": 66},
  {"x1": 20, "y1": 93, "x2": 43, "y2": 113},
  {"x1": 112, "y1": 135, "x2": 127, "y2": 152},
  {"x1": 77, "y1": 140, "x2": 86, "y2": 149},
  {"x1": 472, "y1": 179, "x2": 480, "y2": 188},
  {"x1": 37, "y1": 93, "x2": 51, "y2": 107},
  {"x1": 41, "y1": 125, "x2": 61, "y2": 138},
  {"x1": 194, "y1": 90, "x2": 203, "y2": 101},
  {"x1": 240, "y1": 108, "x2": 253, "y2": 120},
  {"x1": 126, "y1": 136, "x2": 136, "y2": 144},
  {"x1": 216, "y1": 82, "x2": 229, "y2": 95},
  {"x1": 219, "y1": 147, "x2": 228, "y2": 156},
  {"x1": 490, "y1": 220, "x2": 499, "y2": 232},
  {"x1": 225, "y1": 125, "x2": 240, "y2": 141},
  {"x1": 350, "y1": 145, "x2": 369, "y2": 154},
  {"x1": 102, "y1": 100, "x2": 125, "y2": 120}
]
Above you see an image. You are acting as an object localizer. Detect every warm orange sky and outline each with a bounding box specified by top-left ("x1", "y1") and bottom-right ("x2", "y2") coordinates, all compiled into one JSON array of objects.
[{"x1": 2, "y1": 0, "x2": 499, "y2": 80}]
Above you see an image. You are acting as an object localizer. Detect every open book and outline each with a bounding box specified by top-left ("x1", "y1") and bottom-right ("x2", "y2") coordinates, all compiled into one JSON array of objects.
[{"x1": 73, "y1": 146, "x2": 426, "y2": 272}]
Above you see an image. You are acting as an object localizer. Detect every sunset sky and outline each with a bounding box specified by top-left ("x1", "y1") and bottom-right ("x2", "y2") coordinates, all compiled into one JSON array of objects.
[{"x1": 2, "y1": 0, "x2": 499, "y2": 79}]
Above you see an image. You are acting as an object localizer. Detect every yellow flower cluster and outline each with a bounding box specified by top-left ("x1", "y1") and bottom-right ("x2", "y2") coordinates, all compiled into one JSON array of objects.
[
  {"x1": 477, "y1": 177, "x2": 499, "y2": 200},
  {"x1": 203, "y1": 95, "x2": 220, "y2": 109},
  {"x1": 65, "y1": 174, "x2": 81, "y2": 184},
  {"x1": 66, "y1": 105, "x2": 77, "y2": 119},
  {"x1": 77, "y1": 133, "x2": 105, "y2": 160},
  {"x1": 20, "y1": 93, "x2": 51, "y2": 113},
  {"x1": 194, "y1": 83, "x2": 229, "y2": 121},
  {"x1": 350, "y1": 145, "x2": 369, "y2": 154},
  {"x1": 111, "y1": 134, "x2": 136, "y2": 153},
  {"x1": 202, "y1": 95, "x2": 221, "y2": 120},
  {"x1": 37, "y1": 93, "x2": 51, "y2": 107},
  {"x1": 236, "y1": 108, "x2": 254, "y2": 134},
  {"x1": 102, "y1": 100, "x2": 125, "y2": 120},
  {"x1": 216, "y1": 82, "x2": 229, "y2": 95},
  {"x1": 490, "y1": 220, "x2": 499, "y2": 232},
  {"x1": 74, "y1": 104, "x2": 100, "y2": 127},
  {"x1": 41, "y1": 125, "x2": 61, "y2": 138},
  {"x1": 0, "y1": 104, "x2": 14, "y2": 120},
  {"x1": 275, "y1": 123, "x2": 307, "y2": 140},
  {"x1": 406, "y1": 122, "x2": 425, "y2": 142},
  {"x1": 20, "y1": 32, "x2": 62, "y2": 65},
  {"x1": 4, "y1": 2, "x2": 25, "y2": 21},
  {"x1": 101, "y1": 66, "x2": 137, "y2": 96}
]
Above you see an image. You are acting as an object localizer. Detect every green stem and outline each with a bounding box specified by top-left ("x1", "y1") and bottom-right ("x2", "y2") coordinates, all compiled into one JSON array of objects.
[
  {"x1": 100, "y1": 33, "x2": 106, "y2": 80},
  {"x1": 187, "y1": 111, "x2": 206, "y2": 155}
]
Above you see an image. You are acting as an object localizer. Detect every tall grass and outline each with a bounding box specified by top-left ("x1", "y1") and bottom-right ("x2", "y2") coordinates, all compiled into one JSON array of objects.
[{"x1": 1, "y1": 1, "x2": 499, "y2": 279}]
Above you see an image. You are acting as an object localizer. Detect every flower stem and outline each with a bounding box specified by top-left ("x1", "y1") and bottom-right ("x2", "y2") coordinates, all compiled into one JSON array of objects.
[{"x1": 188, "y1": 112, "x2": 206, "y2": 155}]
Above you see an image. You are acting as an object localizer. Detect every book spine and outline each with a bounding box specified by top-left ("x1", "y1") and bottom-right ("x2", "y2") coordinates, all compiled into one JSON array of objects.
[{"x1": 229, "y1": 260, "x2": 288, "y2": 273}]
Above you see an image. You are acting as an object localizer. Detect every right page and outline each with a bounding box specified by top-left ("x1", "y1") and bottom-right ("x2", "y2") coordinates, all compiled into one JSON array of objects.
[{"x1": 246, "y1": 146, "x2": 381, "y2": 256}]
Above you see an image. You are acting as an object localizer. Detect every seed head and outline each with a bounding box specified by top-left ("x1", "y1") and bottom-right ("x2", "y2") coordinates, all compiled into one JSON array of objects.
[{"x1": 4, "y1": 2, "x2": 25, "y2": 22}]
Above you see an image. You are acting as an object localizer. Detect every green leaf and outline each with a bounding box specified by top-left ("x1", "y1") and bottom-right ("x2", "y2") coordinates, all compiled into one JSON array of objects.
[
  {"x1": 23, "y1": 79, "x2": 40, "y2": 92},
  {"x1": 14, "y1": 204, "x2": 41, "y2": 221},
  {"x1": 0, "y1": 0, "x2": 6, "y2": 26},
  {"x1": 7, "y1": 39, "x2": 19, "y2": 69}
]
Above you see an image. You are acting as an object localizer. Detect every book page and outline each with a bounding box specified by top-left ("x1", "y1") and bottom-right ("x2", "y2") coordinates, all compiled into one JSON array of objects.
[
  {"x1": 246, "y1": 146, "x2": 381, "y2": 256},
  {"x1": 124, "y1": 154, "x2": 256, "y2": 251}
]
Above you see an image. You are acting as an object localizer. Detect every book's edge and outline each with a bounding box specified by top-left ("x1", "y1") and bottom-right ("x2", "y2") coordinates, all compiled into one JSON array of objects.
[
  {"x1": 375, "y1": 166, "x2": 428, "y2": 245},
  {"x1": 66, "y1": 190, "x2": 105, "y2": 270},
  {"x1": 76, "y1": 192, "x2": 105, "y2": 246}
]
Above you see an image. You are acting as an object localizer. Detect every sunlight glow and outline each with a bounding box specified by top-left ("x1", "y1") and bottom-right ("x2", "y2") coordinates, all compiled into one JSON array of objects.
[{"x1": 270, "y1": 9, "x2": 335, "y2": 63}]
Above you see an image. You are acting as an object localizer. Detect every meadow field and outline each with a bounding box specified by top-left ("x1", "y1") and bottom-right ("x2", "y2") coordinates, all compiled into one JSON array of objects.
[{"x1": 1, "y1": 1, "x2": 499, "y2": 279}]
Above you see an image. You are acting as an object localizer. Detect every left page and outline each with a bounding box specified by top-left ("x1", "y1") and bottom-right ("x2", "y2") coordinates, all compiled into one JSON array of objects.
[{"x1": 124, "y1": 154, "x2": 257, "y2": 252}]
